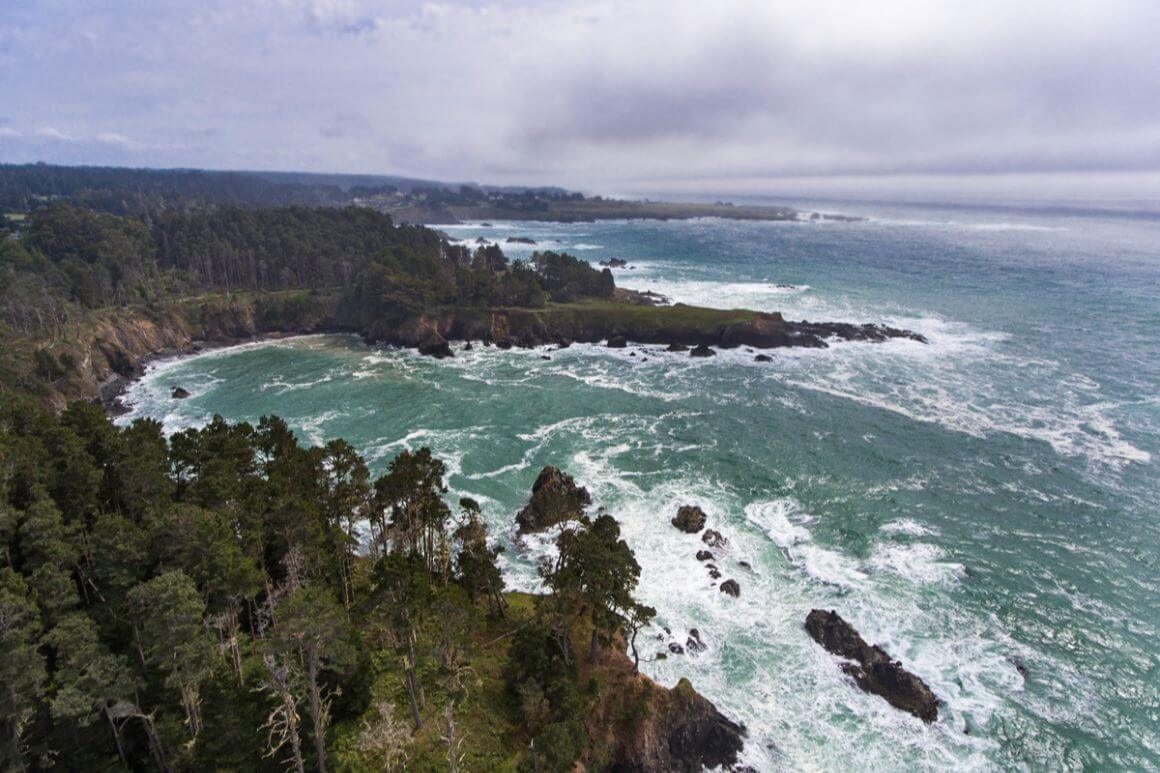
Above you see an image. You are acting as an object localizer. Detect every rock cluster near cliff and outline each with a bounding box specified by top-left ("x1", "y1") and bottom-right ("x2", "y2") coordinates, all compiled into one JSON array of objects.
[
  {"x1": 804, "y1": 609, "x2": 940, "y2": 722},
  {"x1": 515, "y1": 465, "x2": 593, "y2": 532},
  {"x1": 671, "y1": 504, "x2": 707, "y2": 533}
]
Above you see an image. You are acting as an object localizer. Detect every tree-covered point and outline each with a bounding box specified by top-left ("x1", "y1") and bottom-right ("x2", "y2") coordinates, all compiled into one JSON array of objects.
[
  {"x1": 0, "y1": 203, "x2": 614, "y2": 339},
  {"x1": 0, "y1": 400, "x2": 654, "y2": 771},
  {"x1": 0, "y1": 163, "x2": 357, "y2": 216}
]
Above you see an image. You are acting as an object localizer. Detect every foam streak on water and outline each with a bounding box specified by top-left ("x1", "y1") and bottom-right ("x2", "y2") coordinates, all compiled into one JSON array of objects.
[{"x1": 118, "y1": 206, "x2": 1160, "y2": 770}]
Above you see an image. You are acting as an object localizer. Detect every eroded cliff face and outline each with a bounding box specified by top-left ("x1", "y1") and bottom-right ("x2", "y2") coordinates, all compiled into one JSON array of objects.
[
  {"x1": 47, "y1": 293, "x2": 342, "y2": 410},
  {"x1": 582, "y1": 643, "x2": 746, "y2": 772}
]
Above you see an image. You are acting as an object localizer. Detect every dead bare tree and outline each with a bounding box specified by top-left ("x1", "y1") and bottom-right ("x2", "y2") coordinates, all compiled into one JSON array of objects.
[
  {"x1": 356, "y1": 700, "x2": 410, "y2": 771},
  {"x1": 255, "y1": 654, "x2": 306, "y2": 773}
]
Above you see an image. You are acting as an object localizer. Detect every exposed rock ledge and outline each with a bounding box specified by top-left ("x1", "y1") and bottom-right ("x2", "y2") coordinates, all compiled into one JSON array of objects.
[
  {"x1": 805, "y1": 609, "x2": 940, "y2": 723},
  {"x1": 580, "y1": 629, "x2": 746, "y2": 771},
  {"x1": 377, "y1": 303, "x2": 927, "y2": 356}
]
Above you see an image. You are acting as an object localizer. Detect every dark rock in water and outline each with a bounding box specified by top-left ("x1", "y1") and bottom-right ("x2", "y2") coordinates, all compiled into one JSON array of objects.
[
  {"x1": 463, "y1": 341, "x2": 474, "y2": 351},
  {"x1": 607, "y1": 335, "x2": 628, "y2": 348},
  {"x1": 755, "y1": 354, "x2": 772, "y2": 362},
  {"x1": 707, "y1": 567, "x2": 722, "y2": 580},
  {"x1": 738, "y1": 560, "x2": 752, "y2": 570},
  {"x1": 496, "y1": 339, "x2": 513, "y2": 350},
  {"x1": 666, "y1": 342, "x2": 689, "y2": 352},
  {"x1": 475, "y1": 236, "x2": 489, "y2": 244},
  {"x1": 702, "y1": 529, "x2": 727, "y2": 548},
  {"x1": 172, "y1": 387, "x2": 191, "y2": 399},
  {"x1": 506, "y1": 236, "x2": 537, "y2": 244},
  {"x1": 418, "y1": 339, "x2": 453, "y2": 359},
  {"x1": 696, "y1": 550, "x2": 714, "y2": 562},
  {"x1": 480, "y1": 222, "x2": 493, "y2": 227},
  {"x1": 630, "y1": 352, "x2": 637, "y2": 357},
  {"x1": 719, "y1": 579, "x2": 740, "y2": 597},
  {"x1": 515, "y1": 466, "x2": 592, "y2": 533},
  {"x1": 1010, "y1": 657, "x2": 1029, "y2": 678},
  {"x1": 669, "y1": 642, "x2": 685, "y2": 655},
  {"x1": 599, "y1": 257, "x2": 628, "y2": 268},
  {"x1": 804, "y1": 609, "x2": 939, "y2": 723},
  {"x1": 672, "y1": 505, "x2": 707, "y2": 533},
  {"x1": 687, "y1": 630, "x2": 707, "y2": 654},
  {"x1": 690, "y1": 343, "x2": 716, "y2": 357},
  {"x1": 656, "y1": 652, "x2": 668, "y2": 661},
  {"x1": 540, "y1": 355, "x2": 551, "y2": 361},
  {"x1": 555, "y1": 340, "x2": 572, "y2": 350}
]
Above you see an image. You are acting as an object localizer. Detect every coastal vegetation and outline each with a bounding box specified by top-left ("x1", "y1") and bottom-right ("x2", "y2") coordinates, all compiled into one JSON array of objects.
[
  {"x1": 0, "y1": 162, "x2": 800, "y2": 225},
  {"x1": 0, "y1": 399, "x2": 742, "y2": 770}
]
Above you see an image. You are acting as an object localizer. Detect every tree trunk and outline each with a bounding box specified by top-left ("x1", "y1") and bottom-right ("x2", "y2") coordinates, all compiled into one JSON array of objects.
[
  {"x1": 444, "y1": 703, "x2": 457, "y2": 773},
  {"x1": 104, "y1": 707, "x2": 127, "y2": 768},
  {"x1": 8, "y1": 719, "x2": 26, "y2": 773},
  {"x1": 402, "y1": 656, "x2": 422, "y2": 731},
  {"x1": 406, "y1": 634, "x2": 425, "y2": 709},
  {"x1": 282, "y1": 691, "x2": 306, "y2": 773},
  {"x1": 305, "y1": 649, "x2": 328, "y2": 773},
  {"x1": 138, "y1": 713, "x2": 172, "y2": 773},
  {"x1": 130, "y1": 623, "x2": 147, "y2": 669}
]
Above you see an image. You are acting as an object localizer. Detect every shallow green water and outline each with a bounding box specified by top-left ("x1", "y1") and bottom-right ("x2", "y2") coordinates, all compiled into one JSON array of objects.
[{"x1": 120, "y1": 203, "x2": 1160, "y2": 770}]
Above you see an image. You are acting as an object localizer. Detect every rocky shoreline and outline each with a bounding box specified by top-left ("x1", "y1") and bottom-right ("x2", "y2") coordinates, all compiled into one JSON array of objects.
[
  {"x1": 71, "y1": 290, "x2": 926, "y2": 418},
  {"x1": 374, "y1": 302, "x2": 926, "y2": 357}
]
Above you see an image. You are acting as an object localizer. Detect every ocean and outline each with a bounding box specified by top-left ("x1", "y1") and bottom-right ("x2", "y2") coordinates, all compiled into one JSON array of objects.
[{"x1": 117, "y1": 200, "x2": 1160, "y2": 770}]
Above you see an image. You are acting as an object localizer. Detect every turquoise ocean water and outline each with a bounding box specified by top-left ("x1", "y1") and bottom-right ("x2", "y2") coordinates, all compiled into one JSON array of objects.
[{"x1": 119, "y1": 201, "x2": 1160, "y2": 770}]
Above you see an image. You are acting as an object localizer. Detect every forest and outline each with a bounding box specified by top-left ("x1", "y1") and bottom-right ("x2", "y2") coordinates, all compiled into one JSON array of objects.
[
  {"x1": 0, "y1": 398, "x2": 663, "y2": 771},
  {"x1": 0, "y1": 203, "x2": 614, "y2": 402}
]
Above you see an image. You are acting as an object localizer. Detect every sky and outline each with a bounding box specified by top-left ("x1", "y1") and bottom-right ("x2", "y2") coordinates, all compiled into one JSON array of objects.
[{"x1": 1, "y1": 0, "x2": 1159, "y2": 198}]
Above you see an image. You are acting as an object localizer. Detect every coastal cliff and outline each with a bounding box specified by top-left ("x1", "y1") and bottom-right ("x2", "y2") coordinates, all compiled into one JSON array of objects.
[
  {"x1": 373, "y1": 299, "x2": 925, "y2": 353},
  {"x1": 16, "y1": 290, "x2": 923, "y2": 411}
]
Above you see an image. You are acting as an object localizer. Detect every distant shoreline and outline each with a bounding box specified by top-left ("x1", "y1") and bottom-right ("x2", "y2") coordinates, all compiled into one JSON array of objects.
[{"x1": 372, "y1": 198, "x2": 863, "y2": 225}]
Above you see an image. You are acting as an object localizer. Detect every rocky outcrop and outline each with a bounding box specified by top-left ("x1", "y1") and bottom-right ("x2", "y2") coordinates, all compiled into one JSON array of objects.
[
  {"x1": 506, "y1": 236, "x2": 537, "y2": 244},
  {"x1": 696, "y1": 550, "x2": 714, "y2": 562},
  {"x1": 607, "y1": 335, "x2": 628, "y2": 348},
  {"x1": 599, "y1": 257, "x2": 628, "y2": 268},
  {"x1": 371, "y1": 305, "x2": 926, "y2": 356},
  {"x1": 671, "y1": 505, "x2": 707, "y2": 533},
  {"x1": 702, "y1": 529, "x2": 727, "y2": 548},
  {"x1": 689, "y1": 343, "x2": 716, "y2": 357},
  {"x1": 417, "y1": 338, "x2": 453, "y2": 359},
  {"x1": 804, "y1": 609, "x2": 939, "y2": 723},
  {"x1": 719, "y1": 579, "x2": 740, "y2": 597},
  {"x1": 171, "y1": 387, "x2": 191, "y2": 399},
  {"x1": 515, "y1": 466, "x2": 592, "y2": 532},
  {"x1": 602, "y1": 677, "x2": 746, "y2": 772},
  {"x1": 754, "y1": 354, "x2": 772, "y2": 362}
]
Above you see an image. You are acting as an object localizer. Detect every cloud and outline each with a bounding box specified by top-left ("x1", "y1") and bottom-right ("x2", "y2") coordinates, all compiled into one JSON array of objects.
[{"x1": 1, "y1": 0, "x2": 1158, "y2": 192}]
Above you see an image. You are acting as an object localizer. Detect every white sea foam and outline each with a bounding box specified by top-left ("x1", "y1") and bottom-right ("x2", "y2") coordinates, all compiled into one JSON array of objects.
[
  {"x1": 745, "y1": 499, "x2": 811, "y2": 548},
  {"x1": 881, "y1": 518, "x2": 939, "y2": 536},
  {"x1": 868, "y1": 542, "x2": 965, "y2": 585}
]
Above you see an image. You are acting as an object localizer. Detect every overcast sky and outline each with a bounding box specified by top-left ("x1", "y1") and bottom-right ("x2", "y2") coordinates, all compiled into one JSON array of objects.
[{"x1": 2, "y1": 0, "x2": 1159, "y2": 196}]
